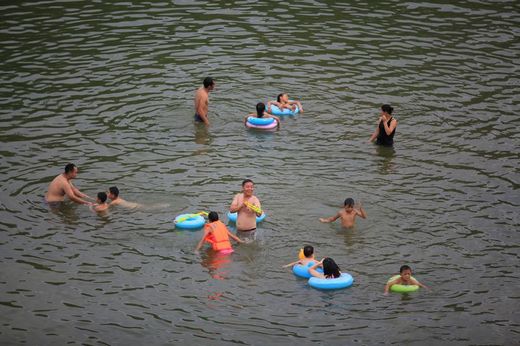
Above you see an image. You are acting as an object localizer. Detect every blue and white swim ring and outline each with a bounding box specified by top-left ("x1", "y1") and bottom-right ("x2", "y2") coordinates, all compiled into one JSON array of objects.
[
  {"x1": 269, "y1": 104, "x2": 299, "y2": 116},
  {"x1": 247, "y1": 116, "x2": 275, "y2": 125},
  {"x1": 293, "y1": 261, "x2": 323, "y2": 279},
  {"x1": 308, "y1": 273, "x2": 354, "y2": 290},
  {"x1": 174, "y1": 214, "x2": 205, "y2": 230},
  {"x1": 227, "y1": 211, "x2": 266, "y2": 223}
]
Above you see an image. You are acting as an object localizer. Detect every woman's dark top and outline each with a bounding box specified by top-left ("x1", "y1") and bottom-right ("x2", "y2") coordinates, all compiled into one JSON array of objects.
[{"x1": 376, "y1": 117, "x2": 396, "y2": 146}]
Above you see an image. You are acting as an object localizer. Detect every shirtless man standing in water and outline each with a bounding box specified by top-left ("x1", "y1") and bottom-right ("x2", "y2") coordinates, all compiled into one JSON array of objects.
[
  {"x1": 230, "y1": 179, "x2": 262, "y2": 233},
  {"x1": 45, "y1": 163, "x2": 93, "y2": 205},
  {"x1": 194, "y1": 77, "x2": 215, "y2": 126}
]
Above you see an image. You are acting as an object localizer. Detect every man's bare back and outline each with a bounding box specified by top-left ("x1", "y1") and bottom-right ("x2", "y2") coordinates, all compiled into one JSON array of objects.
[{"x1": 194, "y1": 77, "x2": 215, "y2": 125}]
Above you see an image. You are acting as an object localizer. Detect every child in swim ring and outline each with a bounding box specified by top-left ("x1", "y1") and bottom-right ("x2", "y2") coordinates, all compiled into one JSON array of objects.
[
  {"x1": 309, "y1": 257, "x2": 341, "y2": 279},
  {"x1": 267, "y1": 93, "x2": 303, "y2": 113},
  {"x1": 195, "y1": 211, "x2": 244, "y2": 253},
  {"x1": 244, "y1": 102, "x2": 281, "y2": 129},
  {"x1": 384, "y1": 265, "x2": 430, "y2": 295},
  {"x1": 283, "y1": 245, "x2": 318, "y2": 268}
]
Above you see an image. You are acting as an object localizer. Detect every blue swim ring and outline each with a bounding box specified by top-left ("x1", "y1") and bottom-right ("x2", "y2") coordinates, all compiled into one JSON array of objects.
[
  {"x1": 174, "y1": 214, "x2": 205, "y2": 230},
  {"x1": 269, "y1": 104, "x2": 299, "y2": 116},
  {"x1": 247, "y1": 116, "x2": 275, "y2": 125},
  {"x1": 293, "y1": 262, "x2": 323, "y2": 279},
  {"x1": 308, "y1": 273, "x2": 354, "y2": 290},
  {"x1": 227, "y1": 212, "x2": 266, "y2": 223}
]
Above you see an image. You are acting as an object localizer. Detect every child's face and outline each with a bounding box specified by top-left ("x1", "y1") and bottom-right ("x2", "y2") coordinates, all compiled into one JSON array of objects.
[
  {"x1": 242, "y1": 182, "x2": 254, "y2": 196},
  {"x1": 344, "y1": 204, "x2": 354, "y2": 212},
  {"x1": 400, "y1": 269, "x2": 412, "y2": 281},
  {"x1": 96, "y1": 197, "x2": 102, "y2": 204}
]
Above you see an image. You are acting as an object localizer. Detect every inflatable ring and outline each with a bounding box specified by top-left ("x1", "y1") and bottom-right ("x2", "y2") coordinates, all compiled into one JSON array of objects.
[
  {"x1": 247, "y1": 116, "x2": 275, "y2": 125},
  {"x1": 269, "y1": 104, "x2": 299, "y2": 116},
  {"x1": 227, "y1": 211, "x2": 266, "y2": 223},
  {"x1": 387, "y1": 275, "x2": 419, "y2": 293},
  {"x1": 246, "y1": 119, "x2": 278, "y2": 130},
  {"x1": 174, "y1": 213, "x2": 205, "y2": 230},
  {"x1": 308, "y1": 273, "x2": 354, "y2": 290},
  {"x1": 293, "y1": 261, "x2": 323, "y2": 279}
]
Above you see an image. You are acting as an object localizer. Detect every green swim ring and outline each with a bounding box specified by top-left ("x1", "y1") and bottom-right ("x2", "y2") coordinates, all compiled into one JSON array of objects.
[{"x1": 387, "y1": 275, "x2": 419, "y2": 293}]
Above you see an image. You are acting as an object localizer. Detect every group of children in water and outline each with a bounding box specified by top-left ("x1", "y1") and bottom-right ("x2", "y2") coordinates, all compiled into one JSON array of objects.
[{"x1": 194, "y1": 196, "x2": 427, "y2": 293}]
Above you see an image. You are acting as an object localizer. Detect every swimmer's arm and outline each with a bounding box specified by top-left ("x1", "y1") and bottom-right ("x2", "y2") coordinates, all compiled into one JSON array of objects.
[
  {"x1": 369, "y1": 125, "x2": 380, "y2": 142},
  {"x1": 384, "y1": 277, "x2": 400, "y2": 295},
  {"x1": 282, "y1": 260, "x2": 301, "y2": 268},
  {"x1": 319, "y1": 213, "x2": 340, "y2": 223},
  {"x1": 356, "y1": 203, "x2": 367, "y2": 219},
  {"x1": 382, "y1": 118, "x2": 397, "y2": 135},
  {"x1": 273, "y1": 115, "x2": 281, "y2": 129},
  {"x1": 70, "y1": 182, "x2": 93, "y2": 200},
  {"x1": 64, "y1": 182, "x2": 92, "y2": 205},
  {"x1": 227, "y1": 230, "x2": 244, "y2": 244},
  {"x1": 411, "y1": 278, "x2": 430, "y2": 291},
  {"x1": 289, "y1": 100, "x2": 303, "y2": 113},
  {"x1": 309, "y1": 260, "x2": 325, "y2": 279},
  {"x1": 229, "y1": 194, "x2": 243, "y2": 213},
  {"x1": 195, "y1": 227, "x2": 211, "y2": 252}
]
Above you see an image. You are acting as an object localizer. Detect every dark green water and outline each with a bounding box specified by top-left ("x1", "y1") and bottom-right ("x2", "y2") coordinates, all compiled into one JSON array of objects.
[{"x1": 0, "y1": 1, "x2": 518, "y2": 344}]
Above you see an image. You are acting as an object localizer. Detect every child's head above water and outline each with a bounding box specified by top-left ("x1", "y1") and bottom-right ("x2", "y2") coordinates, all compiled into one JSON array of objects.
[
  {"x1": 208, "y1": 211, "x2": 219, "y2": 222},
  {"x1": 256, "y1": 102, "x2": 266, "y2": 117},
  {"x1": 323, "y1": 257, "x2": 341, "y2": 278},
  {"x1": 97, "y1": 192, "x2": 107, "y2": 203},
  {"x1": 399, "y1": 265, "x2": 412, "y2": 280},
  {"x1": 344, "y1": 198, "x2": 355, "y2": 207},
  {"x1": 303, "y1": 245, "x2": 314, "y2": 258}
]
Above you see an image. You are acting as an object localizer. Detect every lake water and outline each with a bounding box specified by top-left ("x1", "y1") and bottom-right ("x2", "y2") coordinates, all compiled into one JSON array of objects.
[{"x1": 0, "y1": 1, "x2": 518, "y2": 345}]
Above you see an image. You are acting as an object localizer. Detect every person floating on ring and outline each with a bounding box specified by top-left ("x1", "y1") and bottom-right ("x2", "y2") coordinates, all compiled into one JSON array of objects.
[{"x1": 384, "y1": 265, "x2": 430, "y2": 295}]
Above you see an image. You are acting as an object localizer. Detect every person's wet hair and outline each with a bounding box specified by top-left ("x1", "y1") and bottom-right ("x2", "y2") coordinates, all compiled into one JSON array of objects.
[
  {"x1": 303, "y1": 245, "x2": 314, "y2": 258},
  {"x1": 400, "y1": 265, "x2": 412, "y2": 273},
  {"x1": 381, "y1": 104, "x2": 393, "y2": 114},
  {"x1": 242, "y1": 179, "x2": 253, "y2": 187},
  {"x1": 344, "y1": 198, "x2": 355, "y2": 207},
  {"x1": 64, "y1": 163, "x2": 76, "y2": 174},
  {"x1": 277, "y1": 93, "x2": 284, "y2": 102},
  {"x1": 208, "y1": 211, "x2": 219, "y2": 222},
  {"x1": 256, "y1": 102, "x2": 265, "y2": 117},
  {"x1": 97, "y1": 192, "x2": 107, "y2": 203},
  {"x1": 109, "y1": 186, "x2": 119, "y2": 198},
  {"x1": 203, "y1": 77, "x2": 214, "y2": 88},
  {"x1": 323, "y1": 257, "x2": 341, "y2": 278}
]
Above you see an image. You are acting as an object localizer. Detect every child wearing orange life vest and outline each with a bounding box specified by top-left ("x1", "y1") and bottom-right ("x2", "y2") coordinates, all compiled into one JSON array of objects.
[{"x1": 195, "y1": 211, "x2": 244, "y2": 253}]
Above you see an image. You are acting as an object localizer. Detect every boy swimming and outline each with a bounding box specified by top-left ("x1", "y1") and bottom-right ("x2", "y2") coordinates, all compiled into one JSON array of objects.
[
  {"x1": 283, "y1": 245, "x2": 318, "y2": 268},
  {"x1": 92, "y1": 192, "x2": 109, "y2": 213},
  {"x1": 195, "y1": 211, "x2": 244, "y2": 253},
  {"x1": 384, "y1": 265, "x2": 429, "y2": 295},
  {"x1": 319, "y1": 198, "x2": 367, "y2": 228}
]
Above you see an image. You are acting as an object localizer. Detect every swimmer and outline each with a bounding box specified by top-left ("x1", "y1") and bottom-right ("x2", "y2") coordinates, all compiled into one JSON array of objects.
[
  {"x1": 194, "y1": 77, "x2": 215, "y2": 126},
  {"x1": 319, "y1": 198, "x2": 367, "y2": 228},
  {"x1": 369, "y1": 104, "x2": 397, "y2": 146},
  {"x1": 45, "y1": 163, "x2": 93, "y2": 205},
  {"x1": 244, "y1": 102, "x2": 281, "y2": 129},
  {"x1": 267, "y1": 93, "x2": 303, "y2": 113},
  {"x1": 107, "y1": 186, "x2": 139, "y2": 209},
  {"x1": 195, "y1": 211, "x2": 244, "y2": 253},
  {"x1": 309, "y1": 257, "x2": 341, "y2": 279},
  {"x1": 229, "y1": 179, "x2": 262, "y2": 232},
  {"x1": 384, "y1": 265, "x2": 430, "y2": 295},
  {"x1": 92, "y1": 192, "x2": 109, "y2": 213},
  {"x1": 283, "y1": 245, "x2": 318, "y2": 268}
]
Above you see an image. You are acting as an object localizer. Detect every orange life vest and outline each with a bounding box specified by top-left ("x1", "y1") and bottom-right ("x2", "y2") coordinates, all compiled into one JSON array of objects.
[{"x1": 204, "y1": 220, "x2": 232, "y2": 251}]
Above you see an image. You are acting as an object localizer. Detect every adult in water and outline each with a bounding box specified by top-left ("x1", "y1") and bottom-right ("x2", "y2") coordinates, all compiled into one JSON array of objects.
[
  {"x1": 369, "y1": 104, "x2": 397, "y2": 146},
  {"x1": 194, "y1": 77, "x2": 215, "y2": 126},
  {"x1": 229, "y1": 179, "x2": 262, "y2": 233},
  {"x1": 45, "y1": 163, "x2": 93, "y2": 205}
]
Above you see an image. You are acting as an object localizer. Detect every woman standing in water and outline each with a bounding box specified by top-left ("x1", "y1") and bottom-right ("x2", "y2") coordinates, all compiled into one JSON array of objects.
[{"x1": 369, "y1": 104, "x2": 397, "y2": 146}]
